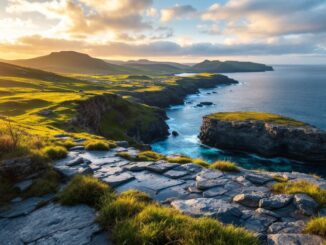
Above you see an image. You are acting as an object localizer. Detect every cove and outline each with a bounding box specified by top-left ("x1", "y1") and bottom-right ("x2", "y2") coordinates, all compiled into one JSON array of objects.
[{"x1": 151, "y1": 65, "x2": 326, "y2": 178}]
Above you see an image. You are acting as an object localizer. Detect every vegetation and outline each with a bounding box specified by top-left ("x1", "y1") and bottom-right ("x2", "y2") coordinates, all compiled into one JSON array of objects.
[
  {"x1": 136, "y1": 151, "x2": 165, "y2": 161},
  {"x1": 209, "y1": 160, "x2": 240, "y2": 172},
  {"x1": 272, "y1": 174, "x2": 288, "y2": 183},
  {"x1": 116, "y1": 152, "x2": 134, "y2": 160},
  {"x1": 42, "y1": 146, "x2": 68, "y2": 160},
  {"x1": 60, "y1": 176, "x2": 258, "y2": 245},
  {"x1": 0, "y1": 179, "x2": 20, "y2": 205},
  {"x1": 59, "y1": 175, "x2": 111, "y2": 207},
  {"x1": 272, "y1": 180, "x2": 326, "y2": 206},
  {"x1": 304, "y1": 217, "x2": 326, "y2": 238},
  {"x1": 207, "y1": 112, "x2": 307, "y2": 127},
  {"x1": 167, "y1": 156, "x2": 210, "y2": 167},
  {"x1": 24, "y1": 170, "x2": 61, "y2": 197},
  {"x1": 85, "y1": 141, "x2": 110, "y2": 151}
]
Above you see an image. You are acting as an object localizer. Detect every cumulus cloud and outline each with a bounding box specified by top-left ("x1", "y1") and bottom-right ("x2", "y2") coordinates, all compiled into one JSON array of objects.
[
  {"x1": 6, "y1": 0, "x2": 153, "y2": 37},
  {"x1": 160, "y1": 4, "x2": 197, "y2": 22},
  {"x1": 201, "y1": 0, "x2": 326, "y2": 39}
]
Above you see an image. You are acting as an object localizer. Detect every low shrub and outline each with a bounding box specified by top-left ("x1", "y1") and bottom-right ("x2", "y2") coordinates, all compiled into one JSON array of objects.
[
  {"x1": 24, "y1": 170, "x2": 60, "y2": 197},
  {"x1": 42, "y1": 146, "x2": 67, "y2": 160},
  {"x1": 136, "y1": 151, "x2": 164, "y2": 161},
  {"x1": 59, "y1": 175, "x2": 111, "y2": 207},
  {"x1": 210, "y1": 160, "x2": 240, "y2": 172},
  {"x1": 167, "y1": 156, "x2": 193, "y2": 164},
  {"x1": 304, "y1": 217, "x2": 326, "y2": 238},
  {"x1": 192, "y1": 158, "x2": 210, "y2": 168},
  {"x1": 85, "y1": 141, "x2": 110, "y2": 151},
  {"x1": 272, "y1": 180, "x2": 326, "y2": 206},
  {"x1": 117, "y1": 152, "x2": 134, "y2": 160}
]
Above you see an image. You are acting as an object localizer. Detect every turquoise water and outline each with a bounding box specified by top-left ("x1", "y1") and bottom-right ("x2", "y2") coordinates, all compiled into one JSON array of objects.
[{"x1": 151, "y1": 65, "x2": 326, "y2": 177}]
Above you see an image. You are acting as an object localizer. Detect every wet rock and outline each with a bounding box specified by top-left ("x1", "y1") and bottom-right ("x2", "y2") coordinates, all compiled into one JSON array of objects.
[
  {"x1": 37, "y1": 109, "x2": 53, "y2": 116},
  {"x1": 233, "y1": 192, "x2": 267, "y2": 208},
  {"x1": 123, "y1": 162, "x2": 154, "y2": 171},
  {"x1": 176, "y1": 163, "x2": 203, "y2": 174},
  {"x1": 241, "y1": 211, "x2": 277, "y2": 233},
  {"x1": 74, "y1": 138, "x2": 86, "y2": 143},
  {"x1": 255, "y1": 208, "x2": 281, "y2": 219},
  {"x1": 66, "y1": 157, "x2": 86, "y2": 167},
  {"x1": 260, "y1": 195, "x2": 293, "y2": 210},
  {"x1": 245, "y1": 173, "x2": 274, "y2": 185},
  {"x1": 102, "y1": 172, "x2": 135, "y2": 187},
  {"x1": 172, "y1": 131, "x2": 179, "y2": 137},
  {"x1": 187, "y1": 185, "x2": 202, "y2": 193},
  {"x1": 171, "y1": 198, "x2": 243, "y2": 225},
  {"x1": 196, "y1": 178, "x2": 228, "y2": 190},
  {"x1": 294, "y1": 194, "x2": 318, "y2": 216},
  {"x1": 196, "y1": 102, "x2": 213, "y2": 107},
  {"x1": 54, "y1": 165, "x2": 93, "y2": 178},
  {"x1": 267, "y1": 234, "x2": 323, "y2": 245},
  {"x1": 69, "y1": 145, "x2": 85, "y2": 151},
  {"x1": 268, "y1": 221, "x2": 305, "y2": 234}
]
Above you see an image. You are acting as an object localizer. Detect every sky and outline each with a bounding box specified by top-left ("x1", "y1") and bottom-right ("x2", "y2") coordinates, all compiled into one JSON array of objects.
[{"x1": 0, "y1": 0, "x2": 326, "y2": 64}]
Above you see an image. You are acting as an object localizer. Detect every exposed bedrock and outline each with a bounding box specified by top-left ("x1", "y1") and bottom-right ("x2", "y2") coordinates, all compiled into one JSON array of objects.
[{"x1": 199, "y1": 113, "x2": 326, "y2": 163}]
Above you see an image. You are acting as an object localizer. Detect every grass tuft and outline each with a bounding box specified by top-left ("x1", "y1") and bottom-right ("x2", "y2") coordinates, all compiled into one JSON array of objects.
[
  {"x1": 304, "y1": 217, "x2": 326, "y2": 238},
  {"x1": 272, "y1": 180, "x2": 326, "y2": 206},
  {"x1": 85, "y1": 141, "x2": 110, "y2": 151},
  {"x1": 167, "y1": 156, "x2": 193, "y2": 164},
  {"x1": 24, "y1": 170, "x2": 60, "y2": 197},
  {"x1": 117, "y1": 152, "x2": 135, "y2": 160},
  {"x1": 136, "y1": 151, "x2": 164, "y2": 161},
  {"x1": 209, "y1": 160, "x2": 240, "y2": 172},
  {"x1": 273, "y1": 174, "x2": 288, "y2": 183},
  {"x1": 59, "y1": 175, "x2": 111, "y2": 207},
  {"x1": 42, "y1": 146, "x2": 67, "y2": 160}
]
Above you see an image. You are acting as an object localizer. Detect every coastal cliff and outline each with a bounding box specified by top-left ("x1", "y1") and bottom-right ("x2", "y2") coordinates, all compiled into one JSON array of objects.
[
  {"x1": 126, "y1": 74, "x2": 238, "y2": 108},
  {"x1": 72, "y1": 93, "x2": 169, "y2": 144},
  {"x1": 199, "y1": 112, "x2": 326, "y2": 163}
]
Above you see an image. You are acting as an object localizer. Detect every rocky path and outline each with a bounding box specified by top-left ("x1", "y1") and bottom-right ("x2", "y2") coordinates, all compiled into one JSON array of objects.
[{"x1": 1, "y1": 144, "x2": 325, "y2": 245}]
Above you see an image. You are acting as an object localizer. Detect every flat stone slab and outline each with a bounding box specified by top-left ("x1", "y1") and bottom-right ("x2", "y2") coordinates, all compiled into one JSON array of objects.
[
  {"x1": 171, "y1": 198, "x2": 243, "y2": 225},
  {"x1": 197, "y1": 170, "x2": 223, "y2": 180},
  {"x1": 0, "y1": 203, "x2": 103, "y2": 245},
  {"x1": 245, "y1": 173, "x2": 274, "y2": 185},
  {"x1": 15, "y1": 179, "x2": 33, "y2": 192},
  {"x1": 116, "y1": 171, "x2": 185, "y2": 193},
  {"x1": 196, "y1": 178, "x2": 228, "y2": 190},
  {"x1": 203, "y1": 187, "x2": 227, "y2": 197},
  {"x1": 267, "y1": 234, "x2": 323, "y2": 245},
  {"x1": 123, "y1": 162, "x2": 154, "y2": 171},
  {"x1": 0, "y1": 195, "x2": 54, "y2": 218},
  {"x1": 260, "y1": 195, "x2": 293, "y2": 210},
  {"x1": 146, "y1": 162, "x2": 179, "y2": 173},
  {"x1": 102, "y1": 172, "x2": 135, "y2": 187},
  {"x1": 163, "y1": 170, "x2": 189, "y2": 179},
  {"x1": 241, "y1": 210, "x2": 277, "y2": 233}
]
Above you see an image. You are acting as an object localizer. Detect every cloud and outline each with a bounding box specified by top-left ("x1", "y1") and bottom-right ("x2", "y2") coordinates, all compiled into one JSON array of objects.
[
  {"x1": 160, "y1": 4, "x2": 197, "y2": 22},
  {"x1": 1, "y1": 34, "x2": 324, "y2": 60},
  {"x1": 6, "y1": 0, "x2": 153, "y2": 37},
  {"x1": 201, "y1": 0, "x2": 326, "y2": 39}
]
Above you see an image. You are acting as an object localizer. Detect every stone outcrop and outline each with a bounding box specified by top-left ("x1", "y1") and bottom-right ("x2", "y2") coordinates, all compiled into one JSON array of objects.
[{"x1": 199, "y1": 114, "x2": 326, "y2": 163}]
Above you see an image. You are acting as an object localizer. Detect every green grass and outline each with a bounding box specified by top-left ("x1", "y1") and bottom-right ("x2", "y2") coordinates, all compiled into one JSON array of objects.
[
  {"x1": 272, "y1": 180, "x2": 326, "y2": 206},
  {"x1": 117, "y1": 152, "x2": 135, "y2": 160},
  {"x1": 85, "y1": 141, "x2": 110, "y2": 151},
  {"x1": 59, "y1": 175, "x2": 112, "y2": 207},
  {"x1": 304, "y1": 217, "x2": 326, "y2": 238},
  {"x1": 24, "y1": 170, "x2": 60, "y2": 197},
  {"x1": 136, "y1": 151, "x2": 165, "y2": 161},
  {"x1": 42, "y1": 146, "x2": 68, "y2": 160},
  {"x1": 209, "y1": 160, "x2": 240, "y2": 172},
  {"x1": 272, "y1": 174, "x2": 288, "y2": 183},
  {"x1": 0, "y1": 178, "x2": 20, "y2": 205},
  {"x1": 207, "y1": 112, "x2": 307, "y2": 127}
]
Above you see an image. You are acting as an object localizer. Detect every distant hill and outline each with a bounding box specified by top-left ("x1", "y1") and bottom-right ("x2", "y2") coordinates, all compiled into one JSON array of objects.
[
  {"x1": 7, "y1": 51, "x2": 139, "y2": 75},
  {"x1": 192, "y1": 60, "x2": 273, "y2": 73},
  {"x1": 0, "y1": 61, "x2": 79, "y2": 82},
  {"x1": 126, "y1": 59, "x2": 190, "y2": 70}
]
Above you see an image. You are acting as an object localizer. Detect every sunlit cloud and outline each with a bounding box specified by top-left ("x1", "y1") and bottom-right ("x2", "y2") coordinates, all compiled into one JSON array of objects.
[{"x1": 160, "y1": 4, "x2": 197, "y2": 22}]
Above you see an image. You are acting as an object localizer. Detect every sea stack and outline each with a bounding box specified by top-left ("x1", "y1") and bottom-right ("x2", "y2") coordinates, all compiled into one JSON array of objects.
[{"x1": 199, "y1": 112, "x2": 326, "y2": 163}]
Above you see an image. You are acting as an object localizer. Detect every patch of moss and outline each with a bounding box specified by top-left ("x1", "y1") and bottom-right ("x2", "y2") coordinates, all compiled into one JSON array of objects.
[
  {"x1": 59, "y1": 175, "x2": 112, "y2": 207},
  {"x1": 272, "y1": 180, "x2": 326, "y2": 206},
  {"x1": 304, "y1": 217, "x2": 326, "y2": 238},
  {"x1": 207, "y1": 112, "x2": 307, "y2": 127},
  {"x1": 117, "y1": 152, "x2": 135, "y2": 160},
  {"x1": 209, "y1": 160, "x2": 240, "y2": 172},
  {"x1": 85, "y1": 141, "x2": 110, "y2": 151},
  {"x1": 42, "y1": 146, "x2": 68, "y2": 160}
]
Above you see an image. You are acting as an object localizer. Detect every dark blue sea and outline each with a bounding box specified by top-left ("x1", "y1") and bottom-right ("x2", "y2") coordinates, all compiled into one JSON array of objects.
[{"x1": 151, "y1": 65, "x2": 326, "y2": 177}]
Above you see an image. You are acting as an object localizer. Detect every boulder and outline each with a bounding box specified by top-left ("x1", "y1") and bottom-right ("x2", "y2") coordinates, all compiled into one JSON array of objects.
[
  {"x1": 268, "y1": 221, "x2": 305, "y2": 234},
  {"x1": 245, "y1": 173, "x2": 274, "y2": 185},
  {"x1": 233, "y1": 192, "x2": 267, "y2": 208},
  {"x1": 260, "y1": 195, "x2": 293, "y2": 210},
  {"x1": 172, "y1": 130, "x2": 179, "y2": 137},
  {"x1": 267, "y1": 234, "x2": 323, "y2": 245},
  {"x1": 294, "y1": 194, "x2": 318, "y2": 216}
]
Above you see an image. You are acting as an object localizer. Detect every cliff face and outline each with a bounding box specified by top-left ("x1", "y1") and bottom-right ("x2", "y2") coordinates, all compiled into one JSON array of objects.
[
  {"x1": 72, "y1": 93, "x2": 169, "y2": 144},
  {"x1": 199, "y1": 117, "x2": 326, "y2": 163},
  {"x1": 127, "y1": 75, "x2": 238, "y2": 108}
]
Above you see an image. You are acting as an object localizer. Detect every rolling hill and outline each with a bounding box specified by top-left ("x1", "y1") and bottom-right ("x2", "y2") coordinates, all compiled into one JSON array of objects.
[{"x1": 192, "y1": 60, "x2": 273, "y2": 73}]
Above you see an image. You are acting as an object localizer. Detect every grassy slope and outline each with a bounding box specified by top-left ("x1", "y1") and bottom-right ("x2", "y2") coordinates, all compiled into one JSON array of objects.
[{"x1": 207, "y1": 112, "x2": 307, "y2": 126}]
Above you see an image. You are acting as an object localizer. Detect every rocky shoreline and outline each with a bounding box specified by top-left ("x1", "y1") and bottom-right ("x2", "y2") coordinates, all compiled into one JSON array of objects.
[
  {"x1": 1, "y1": 143, "x2": 325, "y2": 244},
  {"x1": 199, "y1": 113, "x2": 326, "y2": 163}
]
